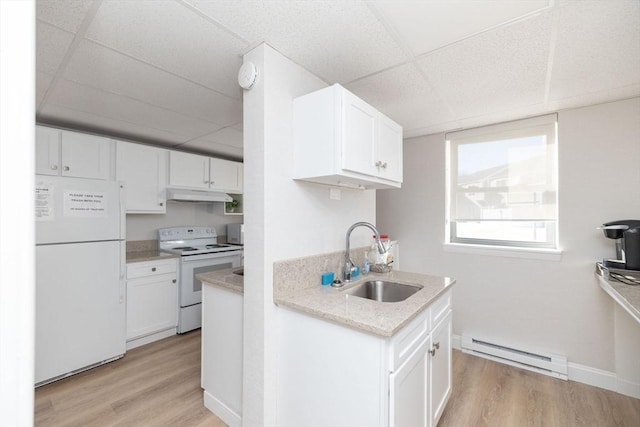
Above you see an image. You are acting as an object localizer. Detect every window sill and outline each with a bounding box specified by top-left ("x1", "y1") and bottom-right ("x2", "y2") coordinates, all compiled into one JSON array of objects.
[{"x1": 443, "y1": 242, "x2": 562, "y2": 261}]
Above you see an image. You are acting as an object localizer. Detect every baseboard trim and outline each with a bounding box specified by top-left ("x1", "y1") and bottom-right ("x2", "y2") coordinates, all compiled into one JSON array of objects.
[
  {"x1": 452, "y1": 334, "x2": 640, "y2": 399},
  {"x1": 203, "y1": 390, "x2": 242, "y2": 427},
  {"x1": 126, "y1": 328, "x2": 176, "y2": 350}
]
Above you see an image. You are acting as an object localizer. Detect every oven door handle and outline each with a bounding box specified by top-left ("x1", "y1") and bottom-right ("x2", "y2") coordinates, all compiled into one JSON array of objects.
[{"x1": 180, "y1": 252, "x2": 243, "y2": 263}]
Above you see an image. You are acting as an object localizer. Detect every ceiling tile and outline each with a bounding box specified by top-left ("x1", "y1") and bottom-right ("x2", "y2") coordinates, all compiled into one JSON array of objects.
[
  {"x1": 85, "y1": 0, "x2": 246, "y2": 99},
  {"x1": 548, "y1": 0, "x2": 640, "y2": 103},
  {"x1": 36, "y1": 0, "x2": 94, "y2": 33},
  {"x1": 202, "y1": 127, "x2": 243, "y2": 148},
  {"x1": 38, "y1": 103, "x2": 188, "y2": 147},
  {"x1": 36, "y1": 22, "x2": 74, "y2": 75},
  {"x1": 46, "y1": 78, "x2": 223, "y2": 138},
  {"x1": 346, "y1": 62, "x2": 455, "y2": 133},
  {"x1": 186, "y1": 0, "x2": 407, "y2": 84},
  {"x1": 370, "y1": 0, "x2": 551, "y2": 56},
  {"x1": 416, "y1": 12, "x2": 553, "y2": 120},
  {"x1": 63, "y1": 40, "x2": 242, "y2": 126},
  {"x1": 178, "y1": 139, "x2": 243, "y2": 160},
  {"x1": 36, "y1": 72, "x2": 54, "y2": 108}
]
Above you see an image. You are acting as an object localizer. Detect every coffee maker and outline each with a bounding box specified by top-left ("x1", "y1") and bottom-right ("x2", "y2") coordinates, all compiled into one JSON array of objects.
[{"x1": 601, "y1": 220, "x2": 640, "y2": 271}]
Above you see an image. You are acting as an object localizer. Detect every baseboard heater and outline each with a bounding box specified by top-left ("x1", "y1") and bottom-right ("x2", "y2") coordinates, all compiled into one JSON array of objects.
[{"x1": 461, "y1": 335, "x2": 568, "y2": 380}]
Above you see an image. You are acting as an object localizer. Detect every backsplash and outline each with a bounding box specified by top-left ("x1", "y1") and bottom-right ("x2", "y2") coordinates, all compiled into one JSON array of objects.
[
  {"x1": 273, "y1": 247, "x2": 368, "y2": 299},
  {"x1": 126, "y1": 239, "x2": 157, "y2": 253}
]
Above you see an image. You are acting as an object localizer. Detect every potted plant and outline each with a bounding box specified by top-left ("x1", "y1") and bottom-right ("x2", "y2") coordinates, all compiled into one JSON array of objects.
[{"x1": 226, "y1": 199, "x2": 239, "y2": 213}]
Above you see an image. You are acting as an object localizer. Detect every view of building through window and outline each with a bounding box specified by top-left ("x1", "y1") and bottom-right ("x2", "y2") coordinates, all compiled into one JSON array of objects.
[{"x1": 447, "y1": 115, "x2": 558, "y2": 248}]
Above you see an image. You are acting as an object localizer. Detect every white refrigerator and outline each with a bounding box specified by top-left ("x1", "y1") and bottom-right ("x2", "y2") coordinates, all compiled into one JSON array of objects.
[{"x1": 35, "y1": 175, "x2": 126, "y2": 386}]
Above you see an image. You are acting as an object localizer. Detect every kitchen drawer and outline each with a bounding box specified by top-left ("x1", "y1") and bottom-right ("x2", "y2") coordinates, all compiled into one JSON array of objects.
[
  {"x1": 127, "y1": 258, "x2": 177, "y2": 280},
  {"x1": 388, "y1": 307, "x2": 429, "y2": 372},
  {"x1": 429, "y1": 290, "x2": 451, "y2": 329}
]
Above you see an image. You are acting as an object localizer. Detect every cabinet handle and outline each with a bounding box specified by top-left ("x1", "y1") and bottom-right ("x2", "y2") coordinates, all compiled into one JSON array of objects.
[
  {"x1": 429, "y1": 348, "x2": 436, "y2": 357},
  {"x1": 204, "y1": 180, "x2": 209, "y2": 184},
  {"x1": 375, "y1": 160, "x2": 382, "y2": 167},
  {"x1": 151, "y1": 267, "x2": 157, "y2": 272},
  {"x1": 63, "y1": 166, "x2": 70, "y2": 171},
  {"x1": 381, "y1": 162, "x2": 388, "y2": 169},
  {"x1": 434, "y1": 342, "x2": 440, "y2": 350},
  {"x1": 51, "y1": 164, "x2": 58, "y2": 170}
]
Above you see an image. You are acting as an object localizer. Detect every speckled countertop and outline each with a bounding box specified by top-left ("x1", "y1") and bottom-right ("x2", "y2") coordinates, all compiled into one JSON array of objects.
[
  {"x1": 125, "y1": 239, "x2": 179, "y2": 263},
  {"x1": 595, "y1": 263, "x2": 640, "y2": 324},
  {"x1": 197, "y1": 267, "x2": 244, "y2": 295},
  {"x1": 274, "y1": 270, "x2": 455, "y2": 337}
]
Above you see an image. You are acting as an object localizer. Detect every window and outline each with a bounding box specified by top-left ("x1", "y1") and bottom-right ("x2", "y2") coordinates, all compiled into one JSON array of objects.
[{"x1": 446, "y1": 114, "x2": 558, "y2": 249}]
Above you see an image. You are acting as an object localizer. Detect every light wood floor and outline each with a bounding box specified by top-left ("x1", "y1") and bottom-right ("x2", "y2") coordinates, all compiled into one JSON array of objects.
[
  {"x1": 35, "y1": 330, "x2": 225, "y2": 426},
  {"x1": 35, "y1": 332, "x2": 640, "y2": 426},
  {"x1": 439, "y1": 351, "x2": 640, "y2": 427}
]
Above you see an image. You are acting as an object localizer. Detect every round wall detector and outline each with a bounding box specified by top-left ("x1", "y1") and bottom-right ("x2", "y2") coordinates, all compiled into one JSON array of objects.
[{"x1": 238, "y1": 62, "x2": 258, "y2": 90}]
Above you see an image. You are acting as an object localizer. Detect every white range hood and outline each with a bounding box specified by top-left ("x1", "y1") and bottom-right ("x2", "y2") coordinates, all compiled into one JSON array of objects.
[{"x1": 166, "y1": 188, "x2": 232, "y2": 203}]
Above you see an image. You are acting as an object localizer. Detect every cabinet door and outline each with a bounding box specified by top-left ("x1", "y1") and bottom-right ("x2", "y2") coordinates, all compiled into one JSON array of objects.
[
  {"x1": 60, "y1": 130, "x2": 112, "y2": 180},
  {"x1": 210, "y1": 158, "x2": 242, "y2": 193},
  {"x1": 429, "y1": 311, "x2": 452, "y2": 427},
  {"x1": 168, "y1": 151, "x2": 210, "y2": 189},
  {"x1": 376, "y1": 116, "x2": 403, "y2": 183},
  {"x1": 126, "y1": 272, "x2": 177, "y2": 340},
  {"x1": 390, "y1": 339, "x2": 429, "y2": 427},
  {"x1": 116, "y1": 142, "x2": 167, "y2": 213},
  {"x1": 341, "y1": 90, "x2": 378, "y2": 177},
  {"x1": 35, "y1": 126, "x2": 61, "y2": 176}
]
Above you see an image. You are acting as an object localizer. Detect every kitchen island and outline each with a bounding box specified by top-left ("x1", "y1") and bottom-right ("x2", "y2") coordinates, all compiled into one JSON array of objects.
[
  {"x1": 273, "y1": 250, "x2": 455, "y2": 427},
  {"x1": 197, "y1": 267, "x2": 244, "y2": 427}
]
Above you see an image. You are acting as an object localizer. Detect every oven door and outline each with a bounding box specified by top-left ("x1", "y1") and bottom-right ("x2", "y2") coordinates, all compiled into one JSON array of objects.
[{"x1": 179, "y1": 252, "x2": 241, "y2": 307}]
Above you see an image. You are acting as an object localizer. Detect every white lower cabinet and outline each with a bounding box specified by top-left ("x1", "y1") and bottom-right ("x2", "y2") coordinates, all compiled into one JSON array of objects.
[
  {"x1": 126, "y1": 258, "x2": 178, "y2": 349},
  {"x1": 277, "y1": 289, "x2": 452, "y2": 427},
  {"x1": 390, "y1": 338, "x2": 429, "y2": 427},
  {"x1": 201, "y1": 283, "x2": 243, "y2": 427}
]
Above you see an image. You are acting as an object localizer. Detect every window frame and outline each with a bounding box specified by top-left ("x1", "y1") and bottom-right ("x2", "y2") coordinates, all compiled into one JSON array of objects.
[{"x1": 445, "y1": 114, "x2": 559, "y2": 251}]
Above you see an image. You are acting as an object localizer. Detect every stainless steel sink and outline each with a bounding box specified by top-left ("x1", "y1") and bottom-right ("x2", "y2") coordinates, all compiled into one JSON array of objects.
[{"x1": 344, "y1": 280, "x2": 422, "y2": 302}]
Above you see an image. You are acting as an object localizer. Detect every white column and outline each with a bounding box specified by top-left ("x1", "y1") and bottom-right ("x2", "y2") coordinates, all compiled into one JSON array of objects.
[{"x1": 0, "y1": 0, "x2": 36, "y2": 425}]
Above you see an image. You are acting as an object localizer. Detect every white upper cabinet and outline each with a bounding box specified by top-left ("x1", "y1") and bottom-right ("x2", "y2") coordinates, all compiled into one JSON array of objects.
[
  {"x1": 35, "y1": 126, "x2": 60, "y2": 176},
  {"x1": 169, "y1": 151, "x2": 243, "y2": 194},
  {"x1": 116, "y1": 141, "x2": 168, "y2": 214},
  {"x1": 36, "y1": 126, "x2": 113, "y2": 180},
  {"x1": 169, "y1": 151, "x2": 210, "y2": 190},
  {"x1": 210, "y1": 157, "x2": 243, "y2": 194},
  {"x1": 293, "y1": 84, "x2": 403, "y2": 190}
]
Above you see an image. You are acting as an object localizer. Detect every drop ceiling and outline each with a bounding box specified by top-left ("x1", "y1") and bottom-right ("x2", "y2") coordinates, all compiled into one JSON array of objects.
[{"x1": 36, "y1": 0, "x2": 640, "y2": 160}]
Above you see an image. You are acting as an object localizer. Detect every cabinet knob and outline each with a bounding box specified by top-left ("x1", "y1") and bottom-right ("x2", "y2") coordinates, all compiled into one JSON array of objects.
[
  {"x1": 151, "y1": 267, "x2": 157, "y2": 272},
  {"x1": 63, "y1": 166, "x2": 70, "y2": 171},
  {"x1": 375, "y1": 161, "x2": 382, "y2": 167},
  {"x1": 429, "y1": 348, "x2": 436, "y2": 357},
  {"x1": 159, "y1": 202, "x2": 164, "y2": 207},
  {"x1": 381, "y1": 162, "x2": 388, "y2": 169},
  {"x1": 172, "y1": 279, "x2": 176, "y2": 283},
  {"x1": 51, "y1": 164, "x2": 58, "y2": 170},
  {"x1": 204, "y1": 180, "x2": 209, "y2": 184},
  {"x1": 434, "y1": 342, "x2": 440, "y2": 350}
]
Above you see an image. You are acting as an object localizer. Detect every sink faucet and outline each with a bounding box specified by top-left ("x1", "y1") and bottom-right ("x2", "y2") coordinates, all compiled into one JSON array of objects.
[{"x1": 344, "y1": 222, "x2": 386, "y2": 282}]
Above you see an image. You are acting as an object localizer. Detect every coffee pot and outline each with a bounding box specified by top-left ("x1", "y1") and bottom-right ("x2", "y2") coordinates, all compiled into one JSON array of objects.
[{"x1": 601, "y1": 220, "x2": 640, "y2": 270}]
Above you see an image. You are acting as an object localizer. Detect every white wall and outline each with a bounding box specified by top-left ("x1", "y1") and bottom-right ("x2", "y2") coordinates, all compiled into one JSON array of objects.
[
  {"x1": 378, "y1": 97, "x2": 640, "y2": 386},
  {"x1": 0, "y1": 0, "x2": 35, "y2": 424},
  {"x1": 242, "y1": 44, "x2": 376, "y2": 426},
  {"x1": 125, "y1": 203, "x2": 242, "y2": 241}
]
